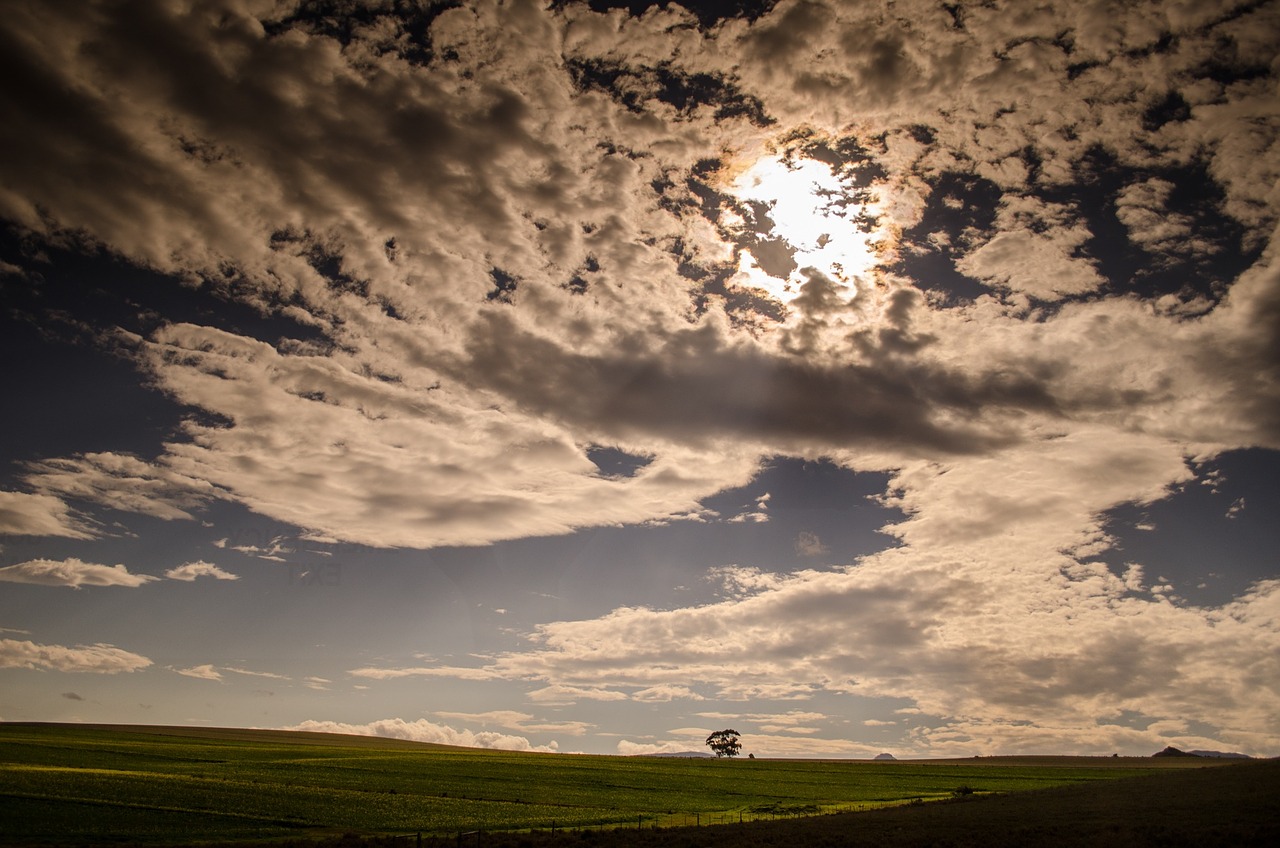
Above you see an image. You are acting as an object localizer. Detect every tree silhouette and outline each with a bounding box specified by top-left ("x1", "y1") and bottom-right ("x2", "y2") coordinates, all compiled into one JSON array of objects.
[{"x1": 705, "y1": 729, "x2": 741, "y2": 758}]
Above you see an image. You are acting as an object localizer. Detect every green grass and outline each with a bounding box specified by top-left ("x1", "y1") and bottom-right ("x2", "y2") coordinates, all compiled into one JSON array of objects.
[{"x1": 0, "y1": 723, "x2": 1240, "y2": 845}]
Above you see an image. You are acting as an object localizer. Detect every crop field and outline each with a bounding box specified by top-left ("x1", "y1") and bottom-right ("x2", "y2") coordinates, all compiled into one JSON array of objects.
[{"x1": 0, "y1": 723, "x2": 1240, "y2": 845}]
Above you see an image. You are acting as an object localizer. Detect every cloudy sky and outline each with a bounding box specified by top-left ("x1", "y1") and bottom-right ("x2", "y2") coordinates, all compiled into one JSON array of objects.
[{"x1": 2, "y1": 0, "x2": 1278, "y2": 758}]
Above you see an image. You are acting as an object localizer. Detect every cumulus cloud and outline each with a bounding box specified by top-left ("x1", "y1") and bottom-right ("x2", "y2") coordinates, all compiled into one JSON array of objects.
[
  {"x1": 615, "y1": 739, "x2": 704, "y2": 756},
  {"x1": 1, "y1": 0, "x2": 1278, "y2": 754},
  {"x1": 351, "y1": 416, "x2": 1279, "y2": 753},
  {"x1": 164, "y1": 561, "x2": 238, "y2": 581},
  {"x1": 0, "y1": 638, "x2": 152, "y2": 673},
  {"x1": 0, "y1": 491, "x2": 93, "y2": 538},
  {"x1": 285, "y1": 718, "x2": 559, "y2": 753},
  {"x1": 0, "y1": 558, "x2": 157, "y2": 588}
]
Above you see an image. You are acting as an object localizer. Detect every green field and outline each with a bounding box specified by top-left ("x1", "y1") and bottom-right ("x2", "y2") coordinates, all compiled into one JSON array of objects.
[{"x1": 0, "y1": 723, "x2": 1239, "y2": 844}]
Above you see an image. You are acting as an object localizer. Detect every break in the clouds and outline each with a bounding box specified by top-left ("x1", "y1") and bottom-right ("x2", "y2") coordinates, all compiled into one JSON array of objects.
[{"x1": 1, "y1": 0, "x2": 1278, "y2": 756}]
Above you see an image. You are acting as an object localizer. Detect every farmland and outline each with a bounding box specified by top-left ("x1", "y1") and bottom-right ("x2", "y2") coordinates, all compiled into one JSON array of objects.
[{"x1": 0, "y1": 723, "x2": 1261, "y2": 845}]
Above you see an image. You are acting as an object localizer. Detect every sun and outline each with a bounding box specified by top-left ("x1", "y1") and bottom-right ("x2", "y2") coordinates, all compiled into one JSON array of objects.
[{"x1": 722, "y1": 151, "x2": 884, "y2": 303}]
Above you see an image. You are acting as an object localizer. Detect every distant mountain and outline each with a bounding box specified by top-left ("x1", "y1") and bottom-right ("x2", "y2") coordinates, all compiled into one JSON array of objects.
[
  {"x1": 1188, "y1": 750, "x2": 1252, "y2": 759},
  {"x1": 1152, "y1": 746, "x2": 1200, "y2": 757},
  {"x1": 873, "y1": 753, "x2": 897, "y2": 760}
]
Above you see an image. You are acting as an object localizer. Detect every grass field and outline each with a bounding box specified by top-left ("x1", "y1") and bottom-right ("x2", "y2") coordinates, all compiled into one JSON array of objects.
[{"x1": 0, "y1": 723, "x2": 1253, "y2": 845}]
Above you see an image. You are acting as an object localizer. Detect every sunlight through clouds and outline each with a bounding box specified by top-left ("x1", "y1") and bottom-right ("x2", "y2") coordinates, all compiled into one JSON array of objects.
[
  {"x1": 724, "y1": 152, "x2": 886, "y2": 300},
  {"x1": 0, "y1": 0, "x2": 1277, "y2": 758}
]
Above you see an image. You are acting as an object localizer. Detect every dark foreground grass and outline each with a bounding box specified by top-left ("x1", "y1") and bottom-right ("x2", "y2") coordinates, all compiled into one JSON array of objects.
[
  {"x1": 308, "y1": 758, "x2": 1280, "y2": 848},
  {"x1": 0, "y1": 723, "x2": 1270, "y2": 847}
]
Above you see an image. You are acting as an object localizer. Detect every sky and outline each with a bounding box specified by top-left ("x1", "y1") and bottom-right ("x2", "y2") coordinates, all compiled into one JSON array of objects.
[{"x1": 1, "y1": 0, "x2": 1278, "y2": 759}]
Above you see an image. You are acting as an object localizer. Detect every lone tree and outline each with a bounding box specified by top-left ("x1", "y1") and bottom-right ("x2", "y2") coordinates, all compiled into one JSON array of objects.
[{"x1": 705, "y1": 729, "x2": 741, "y2": 758}]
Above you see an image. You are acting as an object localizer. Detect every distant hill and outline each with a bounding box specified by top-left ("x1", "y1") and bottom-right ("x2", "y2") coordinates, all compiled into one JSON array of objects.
[
  {"x1": 1152, "y1": 746, "x2": 1199, "y2": 757},
  {"x1": 641, "y1": 751, "x2": 712, "y2": 758},
  {"x1": 873, "y1": 753, "x2": 897, "y2": 760},
  {"x1": 1188, "y1": 750, "x2": 1252, "y2": 759}
]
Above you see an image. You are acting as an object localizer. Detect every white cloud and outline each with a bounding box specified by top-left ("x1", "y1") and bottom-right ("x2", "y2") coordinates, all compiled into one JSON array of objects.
[
  {"x1": 0, "y1": 638, "x2": 152, "y2": 673},
  {"x1": 432, "y1": 417, "x2": 1280, "y2": 752},
  {"x1": 1115, "y1": 178, "x2": 1204, "y2": 258},
  {"x1": 615, "y1": 739, "x2": 704, "y2": 756},
  {"x1": 954, "y1": 197, "x2": 1104, "y2": 301},
  {"x1": 527, "y1": 684, "x2": 629, "y2": 704},
  {"x1": 433, "y1": 710, "x2": 592, "y2": 736},
  {"x1": 165, "y1": 561, "x2": 238, "y2": 581},
  {"x1": 632, "y1": 685, "x2": 703, "y2": 702},
  {"x1": 285, "y1": 718, "x2": 559, "y2": 753},
  {"x1": 225, "y1": 667, "x2": 290, "y2": 681},
  {"x1": 0, "y1": 491, "x2": 93, "y2": 538},
  {"x1": 175, "y1": 664, "x2": 223, "y2": 681},
  {"x1": 0, "y1": 558, "x2": 157, "y2": 589},
  {"x1": 347, "y1": 664, "x2": 502, "y2": 681},
  {"x1": 23, "y1": 453, "x2": 215, "y2": 523}
]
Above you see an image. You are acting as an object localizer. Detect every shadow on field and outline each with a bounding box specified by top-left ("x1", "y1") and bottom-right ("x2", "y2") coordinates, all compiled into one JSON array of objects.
[{"x1": 274, "y1": 758, "x2": 1279, "y2": 848}]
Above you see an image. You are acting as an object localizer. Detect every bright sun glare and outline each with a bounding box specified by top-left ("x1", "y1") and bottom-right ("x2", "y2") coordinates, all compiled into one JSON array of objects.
[{"x1": 724, "y1": 153, "x2": 882, "y2": 303}]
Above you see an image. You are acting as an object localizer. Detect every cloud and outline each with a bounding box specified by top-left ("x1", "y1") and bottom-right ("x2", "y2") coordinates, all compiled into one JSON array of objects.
[
  {"x1": 616, "y1": 731, "x2": 883, "y2": 758},
  {"x1": 174, "y1": 664, "x2": 223, "y2": 681},
  {"x1": 632, "y1": 684, "x2": 703, "y2": 702},
  {"x1": 347, "y1": 664, "x2": 502, "y2": 681},
  {"x1": 0, "y1": 558, "x2": 157, "y2": 588},
  {"x1": 0, "y1": 491, "x2": 93, "y2": 538},
  {"x1": 526, "y1": 684, "x2": 629, "y2": 704},
  {"x1": 615, "y1": 739, "x2": 704, "y2": 756},
  {"x1": 285, "y1": 718, "x2": 559, "y2": 753},
  {"x1": 1, "y1": 0, "x2": 1279, "y2": 755},
  {"x1": 224, "y1": 666, "x2": 289, "y2": 680},
  {"x1": 794, "y1": 531, "x2": 828, "y2": 557},
  {"x1": 1115, "y1": 178, "x2": 1205, "y2": 258},
  {"x1": 0, "y1": 639, "x2": 152, "y2": 673},
  {"x1": 408, "y1": 416, "x2": 1280, "y2": 752},
  {"x1": 22, "y1": 453, "x2": 216, "y2": 522},
  {"x1": 173, "y1": 663, "x2": 290, "y2": 682},
  {"x1": 954, "y1": 222, "x2": 1103, "y2": 301},
  {"x1": 432, "y1": 710, "x2": 592, "y2": 736},
  {"x1": 164, "y1": 561, "x2": 238, "y2": 581}
]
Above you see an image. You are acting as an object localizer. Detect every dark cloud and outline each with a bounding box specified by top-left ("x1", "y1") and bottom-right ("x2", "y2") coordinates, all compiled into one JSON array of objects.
[{"x1": 461, "y1": 309, "x2": 1055, "y2": 457}]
